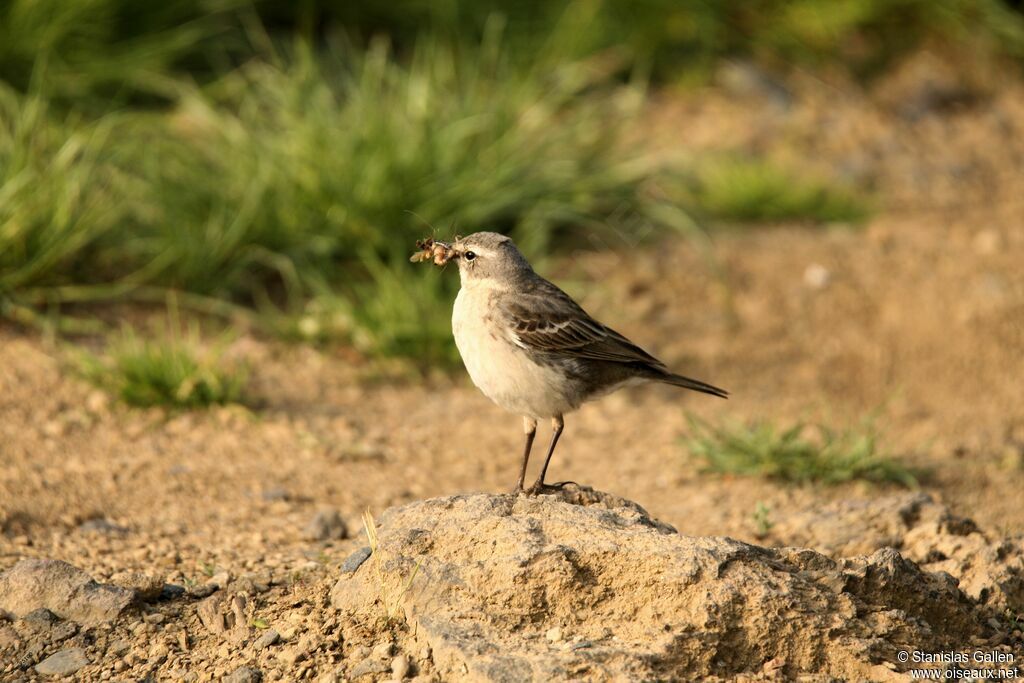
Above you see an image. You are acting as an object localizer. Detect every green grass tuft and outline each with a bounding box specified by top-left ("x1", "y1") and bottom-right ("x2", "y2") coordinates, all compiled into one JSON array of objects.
[
  {"x1": 684, "y1": 415, "x2": 919, "y2": 487},
  {"x1": 79, "y1": 325, "x2": 247, "y2": 409},
  {"x1": 684, "y1": 157, "x2": 871, "y2": 225}
]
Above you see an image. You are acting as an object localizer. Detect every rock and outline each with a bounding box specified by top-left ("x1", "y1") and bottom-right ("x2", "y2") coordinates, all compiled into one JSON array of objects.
[
  {"x1": 331, "y1": 486, "x2": 994, "y2": 682},
  {"x1": 803, "y1": 263, "x2": 831, "y2": 289},
  {"x1": 254, "y1": 628, "x2": 280, "y2": 650},
  {"x1": 772, "y1": 493, "x2": 1024, "y2": 611},
  {"x1": 35, "y1": 647, "x2": 89, "y2": 676},
  {"x1": 349, "y1": 656, "x2": 391, "y2": 678},
  {"x1": 372, "y1": 641, "x2": 394, "y2": 659},
  {"x1": 0, "y1": 559, "x2": 135, "y2": 625},
  {"x1": 544, "y1": 627, "x2": 562, "y2": 643},
  {"x1": 112, "y1": 572, "x2": 165, "y2": 602},
  {"x1": 304, "y1": 509, "x2": 349, "y2": 541},
  {"x1": 196, "y1": 595, "x2": 226, "y2": 634},
  {"x1": 261, "y1": 487, "x2": 290, "y2": 502},
  {"x1": 340, "y1": 547, "x2": 372, "y2": 574},
  {"x1": 224, "y1": 666, "x2": 262, "y2": 683},
  {"x1": 160, "y1": 584, "x2": 186, "y2": 600},
  {"x1": 76, "y1": 518, "x2": 128, "y2": 535},
  {"x1": 20, "y1": 608, "x2": 61, "y2": 630},
  {"x1": 391, "y1": 654, "x2": 411, "y2": 679}
]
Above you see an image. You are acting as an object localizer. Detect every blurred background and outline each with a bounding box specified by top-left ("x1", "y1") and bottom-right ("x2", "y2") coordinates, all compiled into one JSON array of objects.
[
  {"x1": 2, "y1": 0, "x2": 1024, "y2": 621},
  {"x1": 2, "y1": 0, "x2": 1022, "y2": 359}
]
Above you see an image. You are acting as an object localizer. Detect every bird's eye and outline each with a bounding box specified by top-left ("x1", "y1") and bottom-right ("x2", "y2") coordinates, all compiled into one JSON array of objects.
[{"x1": 464, "y1": 251, "x2": 477, "y2": 261}]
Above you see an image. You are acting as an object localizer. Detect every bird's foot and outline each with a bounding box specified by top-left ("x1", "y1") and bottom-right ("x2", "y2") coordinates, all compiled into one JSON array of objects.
[{"x1": 524, "y1": 480, "x2": 578, "y2": 497}]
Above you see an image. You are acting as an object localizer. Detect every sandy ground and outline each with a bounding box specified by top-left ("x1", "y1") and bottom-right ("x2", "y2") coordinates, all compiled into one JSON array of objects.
[{"x1": 1, "y1": 52, "x2": 1023, "y2": 680}]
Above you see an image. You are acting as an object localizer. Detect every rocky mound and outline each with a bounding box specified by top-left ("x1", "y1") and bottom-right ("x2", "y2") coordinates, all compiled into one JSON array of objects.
[
  {"x1": 1, "y1": 488, "x2": 1021, "y2": 681},
  {"x1": 330, "y1": 488, "x2": 1020, "y2": 681}
]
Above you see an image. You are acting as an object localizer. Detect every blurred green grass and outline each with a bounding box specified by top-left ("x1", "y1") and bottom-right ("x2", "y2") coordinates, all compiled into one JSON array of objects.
[
  {"x1": 77, "y1": 323, "x2": 248, "y2": 408},
  {"x1": 684, "y1": 414, "x2": 920, "y2": 487},
  {"x1": 683, "y1": 157, "x2": 871, "y2": 224},
  {"x1": 2, "y1": 0, "x2": 1023, "y2": 370}
]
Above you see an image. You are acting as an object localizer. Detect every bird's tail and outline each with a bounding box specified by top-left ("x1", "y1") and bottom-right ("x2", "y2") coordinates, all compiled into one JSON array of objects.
[{"x1": 657, "y1": 372, "x2": 729, "y2": 399}]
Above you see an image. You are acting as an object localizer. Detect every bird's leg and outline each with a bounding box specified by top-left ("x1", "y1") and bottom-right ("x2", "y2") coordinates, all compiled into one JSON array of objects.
[
  {"x1": 526, "y1": 415, "x2": 569, "y2": 496},
  {"x1": 514, "y1": 417, "x2": 538, "y2": 493}
]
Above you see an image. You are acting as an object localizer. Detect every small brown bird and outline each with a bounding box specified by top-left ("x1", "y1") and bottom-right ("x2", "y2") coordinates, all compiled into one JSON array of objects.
[{"x1": 417, "y1": 231, "x2": 727, "y2": 495}]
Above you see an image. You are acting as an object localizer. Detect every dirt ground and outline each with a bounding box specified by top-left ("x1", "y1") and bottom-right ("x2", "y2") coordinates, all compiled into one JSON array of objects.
[{"x1": 2, "y1": 53, "x2": 1024, "y2": 680}]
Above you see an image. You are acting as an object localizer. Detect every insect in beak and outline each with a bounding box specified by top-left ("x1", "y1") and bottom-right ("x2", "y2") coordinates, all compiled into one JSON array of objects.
[{"x1": 410, "y1": 238, "x2": 456, "y2": 265}]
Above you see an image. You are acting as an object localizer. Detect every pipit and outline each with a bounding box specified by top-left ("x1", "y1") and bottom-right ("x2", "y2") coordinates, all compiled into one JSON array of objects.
[{"x1": 416, "y1": 231, "x2": 727, "y2": 495}]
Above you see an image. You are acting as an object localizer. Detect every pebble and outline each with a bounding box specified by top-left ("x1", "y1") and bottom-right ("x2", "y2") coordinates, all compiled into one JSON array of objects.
[
  {"x1": 391, "y1": 654, "x2": 411, "y2": 679},
  {"x1": 803, "y1": 263, "x2": 831, "y2": 289},
  {"x1": 160, "y1": 584, "x2": 187, "y2": 600},
  {"x1": 303, "y1": 509, "x2": 349, "y2": 541},
  {"x1": 545, "y1": 626, "x2": 563, "y2": 642},
  {"x1": 114, "y1": 571, "x2": 165, "y2": 602},
  {"x1": 20, "y1": 608, "x2": 61, "y2": 630},
  {"x1": 278, "y1": 646, "x2": 304, "y2": 666},
  {"x1": 77, "y1": 518, "x2": 129, "y2": 535},
  {"x1": 349, "y1": 644, "x2": 371, "y2": 661},
  {"x1": 223, "y1": 666, "x2": 262, "y2": 683},
  {"x1": 340, "y1": 547, "x2": 372, "y2": 574},
  {"x1": 348, "y1": 656, "x2": 390, "y2": 678},
  {"x1": 254, "y1": 628, "x2": 280, "y2": 650},
  {"x1": 35, "y1": 647, "x2": 89, "y2": 676},
  {"x1": 372, "y1": 641, "x2": 394, "y2": 659}
]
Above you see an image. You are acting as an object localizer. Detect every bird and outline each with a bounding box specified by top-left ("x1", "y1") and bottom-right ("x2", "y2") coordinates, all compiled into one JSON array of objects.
[{"x1": 428, "y1": 231, "x2": 727, "y2": 495}]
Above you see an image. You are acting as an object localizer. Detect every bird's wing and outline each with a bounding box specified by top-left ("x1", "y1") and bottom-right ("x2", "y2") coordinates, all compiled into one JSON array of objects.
[{"x1": 497, "y1": 281, "x2": 668, "y2": 368}]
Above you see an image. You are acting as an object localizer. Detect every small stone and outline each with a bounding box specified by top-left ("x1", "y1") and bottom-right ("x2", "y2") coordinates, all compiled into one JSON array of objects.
[
  {"x1": 224, "y1": 666, "x2": 262, "y2": 683},
  {"x1": 113, "y1": 572, "x2": 165, "y2": 602},
  {"x1": 76, "y1": 518, "x2": 128, "y2": 535},
  {"x1": 35, "y1": 647, "x2": 89, "y2": 676},
  {"x1": 21, "y1": 607, "x2": 61, "y2": 629},
  {"x1": 372, "y1": 641, "x2": 394, "y2": 659},
  {"x1": 0, "y1": 559, "x2": 134, "y2": 625},
  {"x1": 279, "y1": 647, "x2": 304, "y2": 666},
  {"x1": 803, "y1": 263, "x2": 831, "y2": 290},
  {"x1": 160, "y1": 584, "x2": 186, "y2": 601},
  {"x1": 196, "y1": 596, "x2": 226, "y2": 634},
  {"x1": 261, "y1": 488, "x2": 290, "y2": 502},
  {"x1": 254, "y1": 629, "x2": 280, "y2": 650},
  {"x1": 340, "y1": 547, "x2": 372, "y2": 574},
  {"x1": 188, "y1": 584, "x2": 218, "y2": 599},
  {"x1": 973, "y1": 229, "x2": 1001, "y2": 255},
  {"x1": 303, "y1": 509, "x2": 349, "y2": 541},
  {"x1": 545, "y1": 626, "x2": 562, "y2": 642},
  {"x1": 349, "y1": 657, "x2": 390, "y2": 678},
  {"x1": 391, "y1": 654, "x2": 411, "y2": 680},
  {"x1": 208, "y1": 571, "x2": 231, "y2": 588},
  {"x1": 142, "y1": 612, "x2": 165, "y2": 624},
  {"x1": 230, "y1": 595, "x2": 248, "y2": 628}
]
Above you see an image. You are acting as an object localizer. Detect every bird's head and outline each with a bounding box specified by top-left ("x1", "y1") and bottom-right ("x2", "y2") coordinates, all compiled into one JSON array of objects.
[
  {"x1": 452, "y1": 232, "x2": 533, "y2": 286},
  {"x1": 422, "y1": 231, "x2": 532, "y2": 287}
]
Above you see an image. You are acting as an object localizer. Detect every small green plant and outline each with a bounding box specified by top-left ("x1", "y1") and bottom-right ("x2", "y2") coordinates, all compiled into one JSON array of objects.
[
  {"x1": 752, "y1": 502, "x2": 774, "y2": 538},
  {"x1": 79, "y1": 323, "x2": 247, "y2": 409},
  {"x1": 684, "y1": 157, "x2": 870, "y2": 225},
  {"x1": 362, "y1": 510, "x2": 421, "y2": 625},
  {"x1": 684, "y1": 415, "x2": 919, "y2": 488}
]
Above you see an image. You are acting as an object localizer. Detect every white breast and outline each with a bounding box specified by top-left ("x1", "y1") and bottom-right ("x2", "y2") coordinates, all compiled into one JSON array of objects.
[{"x1": 452, "y1": 284, "x2": 575, "y2": 419}]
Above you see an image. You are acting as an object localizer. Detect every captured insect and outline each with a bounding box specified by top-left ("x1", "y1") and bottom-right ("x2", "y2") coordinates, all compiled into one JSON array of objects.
[{"x1": 410, "y1": 237, "x2": 457, "y2": 266}]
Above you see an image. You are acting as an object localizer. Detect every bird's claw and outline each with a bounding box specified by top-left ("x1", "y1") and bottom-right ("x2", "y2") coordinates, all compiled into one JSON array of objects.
[{"x1": 523, "y1": 480, "x2": 578, "y2": 497}]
